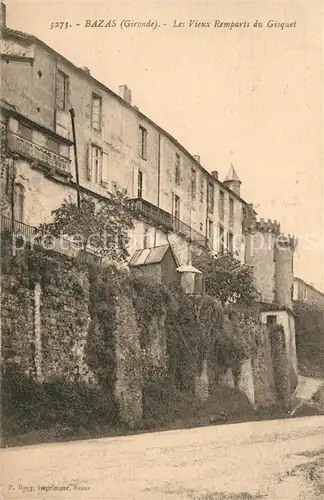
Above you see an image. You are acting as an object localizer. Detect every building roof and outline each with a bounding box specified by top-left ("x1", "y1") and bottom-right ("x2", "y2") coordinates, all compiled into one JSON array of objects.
[
  {"x1": 294, "y1": 277, "x2": 324, "y2": 297},
  {"x1": 129, "y1": 245, "x2": 179, "y2": 267},
  {"x1": 224, "y1": 163, "x2": 241, "y2": 183},
  {"x1": 176, "y1": 264, "x2": 202, "y2": 274},
  {"x1": 1, "y1": 26, "x2": 253, "y2": 208}
]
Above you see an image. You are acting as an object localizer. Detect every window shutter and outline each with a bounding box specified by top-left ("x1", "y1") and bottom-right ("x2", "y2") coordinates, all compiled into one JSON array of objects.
[
  {"x1": 66, "y1": 76, "x2": 71, "y2": 110},
  {"x1": 100, "y1": 100, "x2": 104, "y2": 131},
  {"x1": 138, "y1": 126, "x2": 141, "y2": 157},
  {"x1": 101, "y1": 152, "x2": 109, "y2": 187},
  {"x1": 87, "y1": 143, "x2": 92, "y2": 181}
]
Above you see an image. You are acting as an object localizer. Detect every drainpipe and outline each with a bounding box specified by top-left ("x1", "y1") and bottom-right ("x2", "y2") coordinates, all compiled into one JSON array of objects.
[
  {"x1": 154, "y1": 133, "x2": 161, "y2": 246},
  {"x1": 69, "y1": 108, "x2": 81, "y2": 209},
  {"x1": 10, "y1": 159, "x2": 18, "y2": 256},
  {"x1": 205, "y1": 177, "x2": 209, "y2": 247}
]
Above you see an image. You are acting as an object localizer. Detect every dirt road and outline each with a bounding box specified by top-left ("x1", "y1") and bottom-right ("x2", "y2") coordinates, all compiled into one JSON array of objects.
[{"x1": 1, "y1": 416, "x2": 324, "y2": 499}]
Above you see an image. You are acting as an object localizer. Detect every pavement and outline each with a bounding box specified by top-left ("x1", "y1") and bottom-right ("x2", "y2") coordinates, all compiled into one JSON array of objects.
[
  {"x1": 293, "y1": 376, "x2": 324, "y2": 402},
  {"x1": 1, "y1": 416, "x2": 324, "y2": 500},
  {"x1": 290, "y1": 376, "x2": 324, "y2": 417}
]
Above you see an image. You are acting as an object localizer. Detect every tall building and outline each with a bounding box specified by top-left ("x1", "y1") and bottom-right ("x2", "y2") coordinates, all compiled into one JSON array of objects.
[
  {"x1": 0, "y1": 8, "x2": 250, "y2": 266},
  {"x1": 0, "y1": 2, "x2": 296, "y2": 324}
]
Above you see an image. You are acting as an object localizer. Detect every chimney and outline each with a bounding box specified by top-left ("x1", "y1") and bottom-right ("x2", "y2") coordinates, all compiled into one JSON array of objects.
[
  {"x1": 1, "y1": 2, "x2": 6, "y2": 27},
  {"x1": 80, "y1": 66, "x2": 91, "y2": 75},
  {"x1": 211, "y1": 170, "x2": 218, "y2": 179},
  {"x1": 119, "y1": 84, "x2": 132, "y2": 104},
  {"x1": 193, "y1": 155, "x2": 200, "y2": 163}
]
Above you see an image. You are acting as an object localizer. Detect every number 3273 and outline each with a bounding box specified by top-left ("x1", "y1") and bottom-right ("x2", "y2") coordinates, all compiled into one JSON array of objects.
[{"x1": 50, "y1": 21, "x2": 70, "y2": 30}]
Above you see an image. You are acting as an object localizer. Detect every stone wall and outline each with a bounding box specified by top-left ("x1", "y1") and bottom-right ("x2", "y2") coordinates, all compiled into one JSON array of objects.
[
  {"x1": 1, "y1": 252, "x2": 95, "y2": 385},
  {"x1": 114, "y1": 296, "x2": 143, "y2": 428},
  {"x1": 252, "y1": 324, "x2": 278, "y2": 408},
  {"x1": 244, "y1": 231, "x2": 276, "y2": 304},
  {"x1": 1, "y1": 243, "x2": 288, "y2": 430}
]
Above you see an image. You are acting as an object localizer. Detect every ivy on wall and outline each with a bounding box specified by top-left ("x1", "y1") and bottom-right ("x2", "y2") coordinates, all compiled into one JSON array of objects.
[{"x1": 1, "y1": 237, "x2": 272, "y2": 438}]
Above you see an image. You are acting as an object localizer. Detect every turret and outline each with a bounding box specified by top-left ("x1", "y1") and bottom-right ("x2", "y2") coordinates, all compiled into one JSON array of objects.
[{"x1": 223, "y1": 163, "x2": 242, "y2": 197}]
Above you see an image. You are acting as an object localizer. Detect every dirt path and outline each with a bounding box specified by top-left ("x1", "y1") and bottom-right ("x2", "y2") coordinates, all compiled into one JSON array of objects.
[{"x1": 1, "y1": 416, "x2": 324, "y2": 499}]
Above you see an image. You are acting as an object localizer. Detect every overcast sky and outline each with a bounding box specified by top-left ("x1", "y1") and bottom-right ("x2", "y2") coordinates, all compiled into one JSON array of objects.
[{"x1": 6, "y1": 0, "x2": 324, "y2": 292}]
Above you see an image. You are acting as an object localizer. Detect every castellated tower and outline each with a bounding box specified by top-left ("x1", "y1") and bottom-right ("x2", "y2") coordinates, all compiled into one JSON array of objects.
[
  {"x1": 243, "y1": 206, "x2": 297, "y2": 308},
  {"x1": 274, "y1": 234, "x2": 297, "y2": 309}
]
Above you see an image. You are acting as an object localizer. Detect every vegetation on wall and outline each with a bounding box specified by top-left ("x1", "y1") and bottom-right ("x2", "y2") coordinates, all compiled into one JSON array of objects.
[
  {"x1": 1, "y1": 362, "x2": 116, "y2": 439},
  {"x1": 86, "y1": 265, "x2": 120, "y2": 393},
  {"x1": 35, "y1": 186, "x2": 134, "y2": 262},
  {"x1": 1, "y1": 233, "x2": 270, "y2": 444},
  {"x1": 268, "y1": 323, "x2": 294, "y2": 409},
  {"x1": 192, "y1": 250, "x2": 256, "y2": 307},
  {"x1": 294, "y1": 300, "x2": 324, "y2": 378}
]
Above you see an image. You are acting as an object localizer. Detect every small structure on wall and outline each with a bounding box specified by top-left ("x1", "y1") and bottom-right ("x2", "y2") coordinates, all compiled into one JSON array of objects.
[
  {"x1": 176, "y1": 264, "x2": 204, "y2": 295},
  {"x1": 128, "y1": 244, "x2": 180, "y2": 285}
]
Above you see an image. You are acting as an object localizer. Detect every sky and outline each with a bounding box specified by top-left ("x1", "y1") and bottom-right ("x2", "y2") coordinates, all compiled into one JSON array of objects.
[{"x1": 5, "y1": 0, "x2": 324, "y2": 291}]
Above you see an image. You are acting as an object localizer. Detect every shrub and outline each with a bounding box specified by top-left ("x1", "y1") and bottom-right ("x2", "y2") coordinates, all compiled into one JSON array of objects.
[{"x1": 1, "y1": 362, "x2": 117, "y2": 439}]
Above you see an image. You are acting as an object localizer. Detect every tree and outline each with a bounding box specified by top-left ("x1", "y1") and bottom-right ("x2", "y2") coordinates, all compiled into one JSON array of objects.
[
  {"x1": 192, "y1": 250, "x2": 256, "y2": 307},
  {"x1": 294, "y1": 300, "x2": 324, "y2": 377},
  {"x1": 36, "y1": 186, "x2": 134, "y2": 263}
]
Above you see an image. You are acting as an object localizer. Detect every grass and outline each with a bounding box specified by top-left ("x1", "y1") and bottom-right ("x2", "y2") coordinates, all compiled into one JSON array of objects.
[
  {"x1": 152, "y1": 487, "x2": 264, "y2": 499},
  {"x1": 285, "y1": 448, "x2": 324, "y2": 498}
]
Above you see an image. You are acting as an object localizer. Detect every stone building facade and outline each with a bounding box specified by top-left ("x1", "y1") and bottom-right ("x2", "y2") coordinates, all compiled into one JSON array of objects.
[
  {"x1": 293, "y1": 277, "x2": 324, "y2": 309},
  {"x1": 0, "y1": 2, "x2": 299, "y2": 404},
  {"x1": 0, "y1": 6, "x2": 246, "y2": 266}
]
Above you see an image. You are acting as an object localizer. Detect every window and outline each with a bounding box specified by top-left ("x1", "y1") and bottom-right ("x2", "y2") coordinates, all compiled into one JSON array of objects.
[
  {"x1": 55, "y1": 70, "x2": 69, "y2": 110},
  {"x1": 207, "y1": 182, "x2": 214, "y2": 213},
  {"x1": 227, "y1": 231, "x2": 234, "y2": 253},
  {"x1": 208, "y1": 220, "x2": 214, "y2": 247},
  {"x1": 190, "y1": 168, "x2": 197, "y2": 202},
  {"x1": 47, "y1": 137, "x2": 60, "y2": 154},
  {"x1": 219, "y1": 225, "x2": 225, "y2": 253},
  {"x1": 137, "y1": 170, "x2": 143, "y2": 198},
  {"x1": 194, "y1": 274, "x2": 205, "y2": 294},
  {"x1": 101, "y1": 152, "x2": 109, "y2": 186},
  {"x1": 175, "y1": 153, "x2": 181, "y2": 185},
  {"x1": 143, "y1": 224, "x2": 149, "y2": 249},
  {"x1": 91, "y1": 94, "x2": 102, "y2": 130},
  {"x1": 200, "y1": 174, "x2": 204, "y2": 203},
  {"x1": 229, "y1": 197, "x2": 234, "y2": 226},
  {"x1": 219, "y1": 191, "x2": 225, "y2": 219},
  {"x1": 174, "y1": 195, "x2": 180, "y2": 218},
  {"x1": 139, "y1": 125, "x2": 147, "y2": 160},
  {"x1": 173, "y1": 194, "x2": 180, "y2": 231},
  {"x1": 302, "y1": 288, "x2": 308, "y2": 300},
  {"x1": 117, "y1": 231, "x2": 125, "y2": 250},
  {"x1": 266, "y1": 315, "x2": 277, "y2": 326},
  {"x1": 90, "y1": 145, "x2": 102, "y2": 184},
  {"x1": 17, "y1": 122, "x2": 32, "y2": 141},
  {"x1": 13, "y1": 183, "x2": 24, "y2": 222}
]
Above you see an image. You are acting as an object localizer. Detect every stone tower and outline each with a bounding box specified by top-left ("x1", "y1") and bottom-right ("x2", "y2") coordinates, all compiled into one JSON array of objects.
[
  {"x1": 243, "y1": 207, "x2": 296, "y2": 308},
  {"x1": 223, "y1": 163, "x2": 242, "y2": 197}
]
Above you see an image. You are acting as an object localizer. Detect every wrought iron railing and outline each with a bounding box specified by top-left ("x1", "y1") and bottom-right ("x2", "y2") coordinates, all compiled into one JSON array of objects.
[
  {"x1": 128, "y1": 198, "x2": 208, "y2": 247},
  {"x1": 127, "y1": 198, "x2": 174, "y2": 231},
  {"x1": 0, "y1": 215, "x2": 78, "y2": 258},
  {"x1": 7, "y1": 133, "x2": 71, "y2": 177}
]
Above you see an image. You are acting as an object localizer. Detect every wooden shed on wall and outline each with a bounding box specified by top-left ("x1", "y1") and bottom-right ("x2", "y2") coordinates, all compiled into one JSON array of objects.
[{"x1": 128, "y1": 245, "x2": 180, "y2": 286}]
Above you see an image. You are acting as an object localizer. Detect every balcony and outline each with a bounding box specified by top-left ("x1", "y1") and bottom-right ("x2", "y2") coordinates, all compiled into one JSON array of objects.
[
  {"x1": 128, "y1": 198, "x2": 208, "y2": 248},
  {"x1": 8, "y1": 132, "x2": 71, "y2": 178},
  {"x1": 128, "y1": 198, "x2": 174, "y2": 231},
  {"x1": 0, "y1": 215, "x2": 76, "y2": 258}
]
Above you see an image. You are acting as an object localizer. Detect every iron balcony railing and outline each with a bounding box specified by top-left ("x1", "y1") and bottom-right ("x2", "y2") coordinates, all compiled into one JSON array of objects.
[
  {"x1": 128, "y1": 198, "x2": 208, "y2": 247},
  {"x1": 1, "y1": 214, "x2": 80, "y2": 259},
  {"x1": 7, "y1": 132, "x2": 71, "y2": 177},
  {"x1": 1, "y1": 215, "x2": 36, "y2": 242}
]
